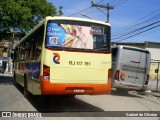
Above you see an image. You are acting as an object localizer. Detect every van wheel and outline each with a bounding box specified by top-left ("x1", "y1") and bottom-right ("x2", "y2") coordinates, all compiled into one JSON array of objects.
[
  {"x1": 117, "y1": 88, "x2": 128, "y2": 94},
  {"x1": 24, "y1": 76, "x2": 28, "y2": 98}
]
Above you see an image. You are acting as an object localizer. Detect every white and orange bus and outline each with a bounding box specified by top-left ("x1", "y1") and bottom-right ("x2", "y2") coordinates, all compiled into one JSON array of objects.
[{"x1": 13, "y1": 16, "x2": 112, "y2": 97}]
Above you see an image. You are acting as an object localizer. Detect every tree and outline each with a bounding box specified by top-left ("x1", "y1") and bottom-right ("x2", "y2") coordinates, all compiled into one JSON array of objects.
[
  {"x1": 0, "y1": 0, "x2": 58, "y2": 35},
  {"x1": 58, "y1": 6, "x2": 63, "y2": 16}
]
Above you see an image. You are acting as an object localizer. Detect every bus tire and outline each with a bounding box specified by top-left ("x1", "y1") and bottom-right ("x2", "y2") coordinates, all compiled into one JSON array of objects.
[{"x1": 24, "y1": 75, "x2": 28, "y2": 98}]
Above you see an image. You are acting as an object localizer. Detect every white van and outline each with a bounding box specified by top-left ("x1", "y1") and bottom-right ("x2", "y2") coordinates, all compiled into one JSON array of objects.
[{"x1": 112, "y1": 45, "x2": 151, "y2": 93}]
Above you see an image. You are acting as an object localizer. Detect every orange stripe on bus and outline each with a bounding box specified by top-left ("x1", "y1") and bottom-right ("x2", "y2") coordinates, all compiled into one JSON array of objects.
[{"x1": 40, "y1": 76, "x2": 111, "y2": 95}]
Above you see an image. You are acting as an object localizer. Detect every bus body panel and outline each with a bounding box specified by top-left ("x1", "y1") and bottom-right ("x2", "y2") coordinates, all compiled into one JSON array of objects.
[
  {"x1": 43, "y1": 49, "x2": 111, "y2": 84},
  {"x1": 40, "y1": 80, "x2": 111, "y2": 95},
  {"x1": 112, "y1": 46, "x2": 151, "y2": 91},
  {"x1": 41, "y1": 49, "x2": 112, "y2": 94},
  {"x1": 14, "y1": 61, "x2": 41, "y2": 95}
]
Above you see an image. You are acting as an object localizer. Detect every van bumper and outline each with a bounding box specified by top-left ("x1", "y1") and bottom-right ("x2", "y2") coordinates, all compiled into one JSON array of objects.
[{"x1": 112, "y1": 80, "x2": 148, "y2": 91}]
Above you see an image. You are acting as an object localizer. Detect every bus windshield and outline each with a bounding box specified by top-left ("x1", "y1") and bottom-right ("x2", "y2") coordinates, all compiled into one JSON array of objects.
[{"x1": 45, "y1": 20, "x2": 110, "y2": 51}]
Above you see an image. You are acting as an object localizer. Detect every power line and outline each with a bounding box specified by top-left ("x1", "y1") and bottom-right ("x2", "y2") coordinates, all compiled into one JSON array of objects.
[
  {"x1": 68, "y1": 0, "x2": 127, "y2": 22},
  {"x1": 94, "y1": 6, "x2": 107, "y2": 15},
  {"x1": 114, "y1": 24, "x2": 160, "y2": 42},
  {"x1": 68, "y1": 7, "x2": 92, "y2": 17},
  {"x1": 112, "y1": 20, "x2": 160, "y2": 39},
  {"x1": 111, "y1": 11, "x2": 160, "y2": 42},
  {"x1": 112, "y1": 20, "x2": 160, "y2": 42},
  {"x1": 109, "y1": 0, "x2": 119, "y2": 4},
  {"x1": 112, "y1": 0, "x2": 128, "y2": 7},
  {"x1": 96, "y1": 0, "x2": 105, "y2": 4},
  {"x1": 68, "y1": 0, "x2": 105, "y2": 17},
  {"x1": 125, "y1": 27, "x2": 160, "y2": 41},
  {"x1": 112, "y1": 14, "x2": 160, "y2": 41},
  {"x1": 112, "y1": 9, "x2": 160, "y2": 33},
  {"x1": 68, "y1": 0, "x2": 160, "y2": 43}
]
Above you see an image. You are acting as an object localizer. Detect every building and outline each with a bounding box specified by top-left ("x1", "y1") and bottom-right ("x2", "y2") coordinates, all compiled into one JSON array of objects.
[{"x1": 0, "y1": 32, "x2": 25, "y2": 73}]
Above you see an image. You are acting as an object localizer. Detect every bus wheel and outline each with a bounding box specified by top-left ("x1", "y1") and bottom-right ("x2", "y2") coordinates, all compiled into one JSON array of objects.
[{"x1": 24, "y1": 76, "x2": 28, "y2": 98}]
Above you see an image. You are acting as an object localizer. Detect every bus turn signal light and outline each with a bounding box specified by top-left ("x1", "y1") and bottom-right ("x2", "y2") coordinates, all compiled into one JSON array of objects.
[{"x1": 43, "y1": 65, "x2": 50, "y2": 80}]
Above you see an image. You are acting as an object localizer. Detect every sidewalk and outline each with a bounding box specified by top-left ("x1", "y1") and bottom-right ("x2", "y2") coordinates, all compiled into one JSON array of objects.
[
  {"x1": 144, "y1": 90, "x2": 160, "y2": 100},
  {"x1": 0, "y1": 71, "x2": 13, "y2": 77},
  {"x1": 150, "y1": 92, "x2": 160, "y2": 97}
]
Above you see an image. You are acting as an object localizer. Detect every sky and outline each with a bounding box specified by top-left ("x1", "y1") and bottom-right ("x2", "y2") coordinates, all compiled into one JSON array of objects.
[{"x1": 47, "y1": 0, "x2": 160, "y2": 43}]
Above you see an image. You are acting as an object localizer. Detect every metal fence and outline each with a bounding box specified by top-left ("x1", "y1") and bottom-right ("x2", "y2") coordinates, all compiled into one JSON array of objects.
[{"x1": 147, "y1": 61, "x2": 160, "y2": 92}]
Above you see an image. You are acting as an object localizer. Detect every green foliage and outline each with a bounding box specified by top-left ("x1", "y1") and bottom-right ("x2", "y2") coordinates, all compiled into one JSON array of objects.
[
  {"x1": 58, "y1": 6, "x2": 63, "y2": 16},
  {"x1": 0, "y1": 0, "x2": 57, "y2": 33}
]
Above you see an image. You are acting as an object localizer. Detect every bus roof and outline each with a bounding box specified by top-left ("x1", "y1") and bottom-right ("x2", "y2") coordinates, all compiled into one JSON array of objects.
[
  {"x1": 46, "y1": 16, "x2": 111, "y2": 26},
  {"x1": 15, "y1": 16, "x2": 110, "y2": 49}
]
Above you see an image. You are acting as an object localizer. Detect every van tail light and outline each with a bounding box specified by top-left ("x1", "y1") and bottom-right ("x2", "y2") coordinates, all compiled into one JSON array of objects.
[
  {"x1": 108, "y1": 68, "x2": 112, "y2": 82},
  {"x1": 43, "y1": 65, "x2": 50, "y2": 80},
  {"x1": 145, "y1": 74, "x2": 149, "y2": 85},
  {"x1": 114, "y1": 70, "x2": 120, "y2": 81}
]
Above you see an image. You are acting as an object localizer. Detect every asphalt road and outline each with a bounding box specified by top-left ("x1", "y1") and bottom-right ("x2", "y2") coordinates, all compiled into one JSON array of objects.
[{"x1": 0, "y1": 72, "x2": 160, "y2": 120}]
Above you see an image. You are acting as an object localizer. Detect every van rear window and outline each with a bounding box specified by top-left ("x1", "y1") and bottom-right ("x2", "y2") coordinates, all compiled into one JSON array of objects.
[{"x1": 123, "y1": 47, "x2": 149, "y2": 54}]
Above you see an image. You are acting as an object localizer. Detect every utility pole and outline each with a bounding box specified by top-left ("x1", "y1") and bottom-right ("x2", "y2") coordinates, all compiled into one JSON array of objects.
[
  {"x1": 81, "y1": 13, "x2": 92, "y2": 19},
  {"x1": 91, "y1": 1, "x2": 114, "y2": 23}
]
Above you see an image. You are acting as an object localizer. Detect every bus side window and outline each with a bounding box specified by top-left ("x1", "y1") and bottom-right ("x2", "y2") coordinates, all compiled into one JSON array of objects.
[
  {"x1": 21, "y1": 43, "x2": 26, "y2": 60},
  {"x1": 18, "y1": 45, "x2": 25, "y2": 60},
  {"x1": 34, "y1": 25, "x2": 44, "y2": 59},
  {"x1": 33, "y1": 36, "x2": 42, "y2": 59},
  {"x1": 15, "y1": 47, "x2": 19, "y2": 60},
  {"x1": 14, "y1": 48, "x2": 19, "y2": 60},
  {"x1": 25, "y1": 37, "x2": 35, "y2": 60}
]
